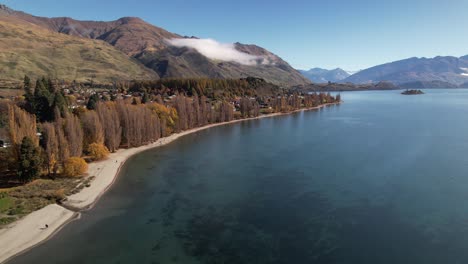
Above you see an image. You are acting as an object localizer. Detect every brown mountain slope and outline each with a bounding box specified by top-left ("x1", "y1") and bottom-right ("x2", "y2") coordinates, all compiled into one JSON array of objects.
[
  {"x1": 2, "y1": 5, "x2": 310, "y2": 87},
  {"x1": 0, "y1": 5, "x2": 158, "y2": 84}
]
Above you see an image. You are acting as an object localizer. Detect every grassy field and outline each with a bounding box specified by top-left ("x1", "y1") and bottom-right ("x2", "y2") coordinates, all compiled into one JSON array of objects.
[
  {"x1": 0, "y1": 88, "x2": 23, "y2": 98},
  {"x1": 0, "y1": 17, "x2": 158, "y2": 84},
  {"x1": 0, "y1": 177, "x2": 93, "y2": 226}
]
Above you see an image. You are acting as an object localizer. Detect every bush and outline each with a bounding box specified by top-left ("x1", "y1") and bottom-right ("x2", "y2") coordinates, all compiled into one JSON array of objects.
[
  {"x1": 88, "y1": 143, "x2": 110, "y2": 161},
  {"x1": 63, "y1": 157, "x2": 88, "y2": 177}
]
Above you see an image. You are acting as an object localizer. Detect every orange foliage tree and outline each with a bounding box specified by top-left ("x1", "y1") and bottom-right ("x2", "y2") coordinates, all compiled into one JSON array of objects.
[
  {"x1": 63, "y1": 157, "x2": 88, "y2": 177},
  {"x1": 88, "y1": 143, "x2": 110, "y2": 161}
]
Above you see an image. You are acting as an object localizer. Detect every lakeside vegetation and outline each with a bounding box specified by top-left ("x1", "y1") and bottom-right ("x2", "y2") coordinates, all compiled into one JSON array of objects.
[{"x1": 0, "y1": 76, "x2": 340, "y2": 225}]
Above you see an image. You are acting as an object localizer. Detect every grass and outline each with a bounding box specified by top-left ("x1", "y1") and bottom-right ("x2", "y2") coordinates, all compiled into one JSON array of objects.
[
  {"x1": 0, "y1": 18, "x2": 158, "y2": 85},
  {"x1": 0, "y1": 177, "x2": 87, "y2": 227},
  {"x1": 0, "y1": 195, "x2": 13, "y2": 212},
  {"x1": 0, "y1": 88, "x2": 23, "y2": 98}
]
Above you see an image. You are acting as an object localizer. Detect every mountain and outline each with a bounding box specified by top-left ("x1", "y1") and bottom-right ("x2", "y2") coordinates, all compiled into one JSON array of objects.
[
  {"x1": 292, "y1": 81, "x2": 398, "y2": 92},
  {"x1": 0, "y1": 5, "x2": 158, "y2": 84},
  {"x1": 399, "y1": 80, "x2": 460, "y2": 89},
  {"x1": 0, "y1": 5, "x2": 310, "y2": 87},
  {"x1": 298, "y1": 68, "x2": 350, "y2": 83},
  {"x1": 344, "y1": 55, "x2": 468, "y2": 86}
]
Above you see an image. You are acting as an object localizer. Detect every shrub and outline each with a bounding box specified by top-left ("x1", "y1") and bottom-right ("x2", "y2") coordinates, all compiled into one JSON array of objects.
[
  {"x1": 63, "y1": 157, "x2": 88, "y2": 177},
  {"x1": 88, "y1": 143, "x2": 110, "y2": 161}
]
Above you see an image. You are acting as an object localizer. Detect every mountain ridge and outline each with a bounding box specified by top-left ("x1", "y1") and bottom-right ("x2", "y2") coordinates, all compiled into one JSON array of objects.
[
  {"x1": 299, "y1": 68, "x2": 350, "y2": 83},
  {"x1": 0, "y1": 5, "x2": 310, "y2": 86},
  {"x1": 0, "y1": 6, "x2": 158, "y2": 84},
  {"x1": 344, "y1": 55, "x2": 468, "y2": 85}
]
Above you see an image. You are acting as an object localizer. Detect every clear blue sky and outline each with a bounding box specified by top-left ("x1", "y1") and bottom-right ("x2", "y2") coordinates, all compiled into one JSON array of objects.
[{"x1": 2, "y1": 0, "x2": 468, "y2": 71}]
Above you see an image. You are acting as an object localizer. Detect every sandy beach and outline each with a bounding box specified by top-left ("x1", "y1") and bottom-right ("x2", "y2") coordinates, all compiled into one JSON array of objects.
[
  {"x1": 0, "y1": 204, "x2": 77, "y2": 263},
  {"x1": 0, "y1": 102, "x2": 338, "y2": 263}
]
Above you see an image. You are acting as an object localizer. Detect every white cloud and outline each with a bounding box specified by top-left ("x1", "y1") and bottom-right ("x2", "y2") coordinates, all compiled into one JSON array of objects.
[{"x1": 166, "y1": 38, "x2": 262, "y2": 66}]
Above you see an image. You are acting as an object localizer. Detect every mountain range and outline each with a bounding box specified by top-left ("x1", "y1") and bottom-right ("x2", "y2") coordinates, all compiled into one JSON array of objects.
[
  {"x1": 343, "y1": 55, "x2": 468, "y2": 86},
  {"x1": 298, "y1": 68, "x2": 350, "y2": 83},
  {"x1": 0, "y1": 4, "x2": 310, "y2": 87}
]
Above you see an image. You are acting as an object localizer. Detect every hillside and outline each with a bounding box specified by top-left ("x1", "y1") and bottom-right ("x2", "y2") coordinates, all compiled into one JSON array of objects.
[
  {"x1": 0, "y1": 5, "x2": 310, "y2": 87},
  {"x1": 292, "y1": 81, "x2": 397, "y2": 92},
  {"x1": 344, "y1": 55, "x2": 468, "y2": 85},
  {"x1": 299, "y1": 68, "x2": 350, "y2": 83},
  {"x1": 0, "y1": 5, "x2": 158, "y2": 85}
]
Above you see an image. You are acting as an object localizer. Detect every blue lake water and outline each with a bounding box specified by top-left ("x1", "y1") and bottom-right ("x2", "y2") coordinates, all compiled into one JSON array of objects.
[{"x1": 9, "y1": 89, "x2": 468, "y2": 263}]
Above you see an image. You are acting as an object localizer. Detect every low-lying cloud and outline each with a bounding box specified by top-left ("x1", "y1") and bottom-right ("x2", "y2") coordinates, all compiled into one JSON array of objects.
[{"x1": 166, "y1": 38, "x2": 262, "y2": 66}]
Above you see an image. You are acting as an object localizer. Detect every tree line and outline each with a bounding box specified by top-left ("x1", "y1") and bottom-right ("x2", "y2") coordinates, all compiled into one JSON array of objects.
[{"x1": 0, "y1": 76, "x2": 340, "y2": 182}]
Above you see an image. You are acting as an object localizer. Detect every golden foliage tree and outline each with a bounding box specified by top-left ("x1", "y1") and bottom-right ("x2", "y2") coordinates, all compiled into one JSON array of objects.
[
  {"x1": 88, "y1": 143, "x2": 110, "y2": 161},
  {"x1": 40, "y1": 122, "x2": 59, "y2": 176},
  {"x1": 96, "y1": 102, "x2": 122, "y2": 152},
  {"x1": 7, "y1": 104, "x2": 39, "y2": 168},
  {"x1": 63, "y1": 157, "x2": 88, "y2": 177},
  {"x1": 63, "y1": 113, "x2": 84, "y2": 157},
  {"x1": 80, "y1": 110, "x2": 104, "y2": 151}
]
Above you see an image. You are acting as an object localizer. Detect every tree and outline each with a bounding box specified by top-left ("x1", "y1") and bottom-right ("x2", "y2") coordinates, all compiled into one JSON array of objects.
[
  {"x1": 40, "y1": 122, "x2": 58, "y2": 176},
  {"x1": 141, "y1": 92, "x2": 150, "y2": 104},
  {"x1": 88, "y1": 143, "x2": 110, "y2": 161},
  {"x1": 63, "y1": 113, "x2": 83, "y2": 157},
  {"x1": 52, "y1": 92, "x2": 68, "y2": 120},
  {"x1": 18, "y1": 137, "x2": 43, "y2": 182},
  {"x1": 55, "y1": 121, "x2": 70, "y2": 173},
  {"x1": 63, "y1": 157, "x2": 88, "y2": 177},
  {"x1": 33, "y1": 78, "x2": 53, "y2": 122},
  {"x1": 96, "y1": 102, "x2": 122, "y2": 152},
  {"x1": 24, "y1": 75, "x2": 33, "y2": 103},
  {"x1": 80, "y1": 110, "x2": 104, "y2": 150},
  {"x1": 8, "y1": 104, "x2": 39, "y2": 166},
  {"x1": 86, "y1": 94, "x2": 99, "y2": 110}
]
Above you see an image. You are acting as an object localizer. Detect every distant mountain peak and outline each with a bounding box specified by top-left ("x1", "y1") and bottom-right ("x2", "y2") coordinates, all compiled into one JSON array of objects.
[
  {"x1": 344, "y1": 54, "x2": 468, "y2": 85},
  {"x1": 299, "y1": 67, "x2": 350, "y2": 83},
  {"x1": 116, "y1": 16, "x2": 145, "y2": 24}
]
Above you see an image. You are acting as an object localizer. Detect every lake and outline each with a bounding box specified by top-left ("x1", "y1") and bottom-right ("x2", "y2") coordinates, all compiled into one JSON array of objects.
[{"x1": 9, "y1": 89, "x2": 468, "y2": 264}]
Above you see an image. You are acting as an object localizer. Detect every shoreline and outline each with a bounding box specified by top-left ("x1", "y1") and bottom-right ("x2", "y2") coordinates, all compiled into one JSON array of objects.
[{"x1": 0, "y1": 102, "x2": 339, "y2": 263}]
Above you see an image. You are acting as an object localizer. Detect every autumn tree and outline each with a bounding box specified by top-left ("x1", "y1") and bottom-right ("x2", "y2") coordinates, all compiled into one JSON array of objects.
[
  {"x1": 147, "y1": 102, "x2": 177, "y2": 137},
  {"x1": 40, "y1": 122, "x2": 58, "y2": 176},
  {"x1": 80, "y1": 110, "x2": 104, "y2": 151},
  {"x1": 8, "y1": 104, "x2": 39, "y2": 168},
  {"x1": 55, "y1": 120, "x2": 70, "y2": 173},
  {"x1": 96, "y1": 102, "x2": 122, "y2": 152},
  {"x1": 174, "y1": 95, "x2": 188, "y2": 131},
  {"x1": 63, "y1": 157, "x2": 88, "y2": 177},
  {"x1": 88, "y1": 143, "x2": 110, "y2": 161},
  {"x1": 63, "y1": 113, "x2": 83, "y2": 157}
]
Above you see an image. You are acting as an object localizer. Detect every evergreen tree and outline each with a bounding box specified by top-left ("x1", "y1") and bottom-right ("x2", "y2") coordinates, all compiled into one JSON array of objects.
[
  {"x1": 34, "y1": 78, "x2": 53, "y2": 122},
  {"x1": 18, "y1": 137, "x2": 43, "y2": 182},
  {"x1": 87, "y1": 94, "x2": 99, "y2": 110},
  {"x1": 52, "y1": 92, "x2": 68, "y2": 120},
  {"x1": 24, "y1": 75, "x2": 32, "y2": 101},
  {"x1": 142, "y1": 92, "x2": 150, "y2": 104}
]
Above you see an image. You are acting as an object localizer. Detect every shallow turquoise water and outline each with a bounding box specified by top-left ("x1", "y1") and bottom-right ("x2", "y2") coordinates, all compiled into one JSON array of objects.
[{"x1": 10, "y1": 89, "x2": 468, "y2": 263}]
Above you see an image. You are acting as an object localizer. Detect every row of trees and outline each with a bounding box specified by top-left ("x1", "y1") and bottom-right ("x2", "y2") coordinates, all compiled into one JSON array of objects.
[
  {"x1": 3, "y1": 96, "x2": 239, "y2": 181},
  {"x1": 272, "y1": 92, "x2": 338, "y2": 112},
  {"x1": 128, "y1": 77, "x2": 279, "y2": 100},
  {"x1": 2, "y1": 76, "x2": 340, "y2": 182}
]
